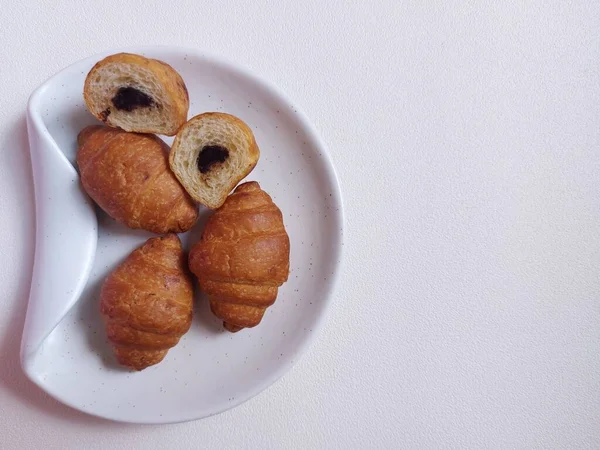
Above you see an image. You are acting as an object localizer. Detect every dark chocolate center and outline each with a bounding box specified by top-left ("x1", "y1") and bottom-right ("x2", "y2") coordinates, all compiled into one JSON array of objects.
[
  {"x1": 111, "y1": 87, "x2": 154, "y2": 111},
  {"x1": 197, "y1": 145, "x2": 229, "y2": 174}
]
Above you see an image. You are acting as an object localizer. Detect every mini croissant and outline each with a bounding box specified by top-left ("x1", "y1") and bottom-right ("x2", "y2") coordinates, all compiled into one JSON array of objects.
[
  {"x1": 189, "y1": 181, "x2": 290, "y2": 332},
  {"x1": 100, "y1": 234, "x2": 194, "y2": 370},
  {"x1": 77, "y1": 125, "x2": 198, "y2": 234}
]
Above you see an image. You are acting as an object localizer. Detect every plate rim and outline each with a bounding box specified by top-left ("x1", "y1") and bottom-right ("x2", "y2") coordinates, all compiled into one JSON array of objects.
[{"x1": 24, "y1": 44, "x2": 345, "y2": 424}]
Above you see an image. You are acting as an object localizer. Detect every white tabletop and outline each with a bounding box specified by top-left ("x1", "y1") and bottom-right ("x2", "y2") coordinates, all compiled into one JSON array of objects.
[{"x1": 1, "y1": 1, "x2": 599, "y2": 448}]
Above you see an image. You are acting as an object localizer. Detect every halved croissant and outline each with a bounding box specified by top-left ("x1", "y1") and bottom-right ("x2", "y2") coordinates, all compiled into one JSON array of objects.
[
  {"x1": 83, "y1": 52, "x2": 189, "y2": 136},
  {"x1": 169, "y1": 113, "x2": 260, "y2": 209},
  {"x1": 100, "y1": 234, "x2": 194, "y2": 370},
  {"x1": 189, "y1": 181, "x2": 290, "y2": 332},
  {"x1": 77, "y1": 125, "x2": 198, "y2": 234}
]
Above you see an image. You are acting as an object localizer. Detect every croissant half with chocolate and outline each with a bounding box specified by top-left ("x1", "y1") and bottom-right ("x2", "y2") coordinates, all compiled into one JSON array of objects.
[
  {"x1": 77, "y1": 125, "x2": 198, "y2": 233},
  {"x1": 100, "y1": 234, "x2": 194, "y2": 370},
  {"x1": 84, "y1": 52, "x2": 189, "y2": 136},
  {"x1": 189, "y1": 182, "x2": 290, "y2": 332}
]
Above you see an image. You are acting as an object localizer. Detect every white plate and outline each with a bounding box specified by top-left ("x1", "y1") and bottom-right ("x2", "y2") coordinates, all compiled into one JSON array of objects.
[{"x1": 22, "y1": 46, "x2": 343, "y2": 424}]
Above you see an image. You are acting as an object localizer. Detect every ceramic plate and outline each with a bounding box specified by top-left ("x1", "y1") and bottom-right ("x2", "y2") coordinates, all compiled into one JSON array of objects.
[{"x1": 22, "y1": 46, "x2": 343, "y2": 424}]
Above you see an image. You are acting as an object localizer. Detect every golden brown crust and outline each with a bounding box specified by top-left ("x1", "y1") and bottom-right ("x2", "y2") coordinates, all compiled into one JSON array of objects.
[
  {"x1": 100, "y1": 234, "x2": 194, "y2": 370},
  {"x1": 77, "y1": 125, "x2": 198, "y2": 234},
  {"x1": 113, "y1": 347, "x2": 168, "y2": 371},
  {"x1": 189, "y1": 182, "x2": 290, "y2": 331},
  {"x1": 84, "y1": 53, "x2": 189, "y2": 136}
]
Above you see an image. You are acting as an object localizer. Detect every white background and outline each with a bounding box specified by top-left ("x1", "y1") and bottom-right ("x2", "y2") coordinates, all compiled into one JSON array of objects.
[{"x1": 1, "y1": 1, "x2": 599, "y2": 448}]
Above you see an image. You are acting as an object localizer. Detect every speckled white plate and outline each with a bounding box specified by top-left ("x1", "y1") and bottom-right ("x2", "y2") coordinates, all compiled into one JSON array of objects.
[{"x1": 22, "y1": 46, "x2": 343, "y2": 424}]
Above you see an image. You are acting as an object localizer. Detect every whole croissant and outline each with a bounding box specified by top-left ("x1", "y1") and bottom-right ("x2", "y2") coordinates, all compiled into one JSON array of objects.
[
  {"x1": 77, "y1": 125, "x2": 198, "y2": 234},
  {"x1": 189, "y1": 181, "x2": 290, "y2": 332},
  {"x1": 100, "y1": 234, "x2": 194, "y2": 370}
]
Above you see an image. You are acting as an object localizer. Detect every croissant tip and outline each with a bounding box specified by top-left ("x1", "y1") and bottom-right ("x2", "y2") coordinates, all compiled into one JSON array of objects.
[
  {"x1": 161, "y1": 233, "x2": 180, "y2": 243},
  {"x1": 234, "y1": 181, "x2": 260, "y2": 193},
  {"x1": 223, "y1": 322, "x2": 244, "y2": 333},
  {"x1": 77, "y1": 125, "x2": 105, "y2": 147}
]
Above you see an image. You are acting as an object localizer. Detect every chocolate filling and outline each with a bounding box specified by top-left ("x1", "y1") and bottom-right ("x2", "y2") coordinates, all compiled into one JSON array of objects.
[
  {"x1": 111, "y1": 87, "x2": 154, "y2": 111},
  {"x1": 197, "y1": 145, "x2": 229, "y2": 174}
]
